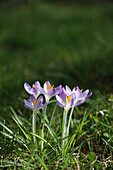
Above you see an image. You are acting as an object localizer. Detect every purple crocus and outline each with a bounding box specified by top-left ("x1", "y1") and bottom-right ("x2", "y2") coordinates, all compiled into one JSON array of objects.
[
  {"x1": 72, "y1": 86, "x2": 92, "y2": 103},
  {"x1": 24, "y1": 81, "x2": 41, "y2": 98},
  {"x1": 56, "y1": 88, "x2": 75, "y2": 111},
  {"x1": 65, "y1": 85, "x2": 92, "y2": 101},
  {"x1": 56, "y1": 86, "x2": 92, "y2": 111},
  {"x1": 37, "y1": 81, "x2": 62, "y2": 101},
  {"x1": 24, "y1": 95, "x2": 49, "y2": 111}
]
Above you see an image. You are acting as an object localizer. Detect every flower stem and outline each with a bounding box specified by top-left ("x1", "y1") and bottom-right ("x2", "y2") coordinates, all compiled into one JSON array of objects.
[
  {"x1": 32, "y1": 110, "x2": 37, "y2": 151},
  {"x1": 62, "y1": 109, "x2": 68, "y2": 153},
  {"x1": 67, "y1": 107, "x2": 74, "y2": 137},
  {"x1": 41, "y1": 106, "x2": 47, "y2": 151}
]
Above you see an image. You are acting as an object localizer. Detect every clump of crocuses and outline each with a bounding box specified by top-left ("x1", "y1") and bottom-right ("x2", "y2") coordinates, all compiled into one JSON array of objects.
[{"x1": 24, "y1": 81, "x2": 92, "y2": 152}]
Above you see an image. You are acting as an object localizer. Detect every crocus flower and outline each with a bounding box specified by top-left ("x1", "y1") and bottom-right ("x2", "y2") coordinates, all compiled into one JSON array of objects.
[
  {"x1": 24, "y1": 95, "x2": 49, "y2": 111},
  {"x1": 56, "y1": 88, "x2": 75, "y2": 111},
  {"x1": 24, "y1": 81, "x2": 41, "y2": 98},
  {"x1": 37, "y1": 81, "x2": 62, "y2": 101},
  {"x1": 65, "y1": 85, "x2": 92, "y2": 101},
  {"x1": 56, "y1": 86, "x2": 92, "y2": 111},
  {"x1": 72, "y1": 86, "x2": 92, "y2": 104}
]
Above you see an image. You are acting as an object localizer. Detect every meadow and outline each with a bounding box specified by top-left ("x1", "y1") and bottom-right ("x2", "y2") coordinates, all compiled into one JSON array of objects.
[{"x1": 0, "y1": 1, "x2": 113, "y2": 169}]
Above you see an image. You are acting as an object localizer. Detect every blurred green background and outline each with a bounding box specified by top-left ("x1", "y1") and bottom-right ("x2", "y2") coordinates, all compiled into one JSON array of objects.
[{"x1": 0, "y1": 0, "x2": 113, "y2": 116}]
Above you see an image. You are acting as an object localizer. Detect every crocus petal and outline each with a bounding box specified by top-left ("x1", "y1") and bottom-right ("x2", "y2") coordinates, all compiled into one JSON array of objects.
[
  {"x1": 70, "y1": 92, "x2": 76, "y2": 100},
  {"x1": 24, "y1": 83, "x2": 32, "y2": 94},
  {"x1": 81, "y1": 89, "x2": 89, "y2": 98},
  {"x1": 74, "y1": 86, "x2": 79, "y2": 91},
  {"x1": 75, "y1": 90, "x2": 89, "y2": 100},
  {"x1": 38, "y1": 96, "x2": 44, "y2": 102},
  {"x1": 34, "y1": 81, "x2": 40, "y2": 88},
  {"x1": 48, "y1": 88, "x2": 56, "y2": 96},
  {"x1": 37, "y1": 86, "x2": 46, "y2": 95},
  {"x1": 57, "y1": 101, "x2": 64, "y2": 108},
  {"x1": 44, "y1": 81, "x2": 51, "y2": 93},
  {"x1": 30, "y1": 94, "x2": 36, "y2": 103},
  {"x1": 30, "y1": 87, "x2": 38, "y2": 95},
  {"x1": 47, "y1": 85, "x2": 62, "y2": 100},
  {"x1": 56, "y1": 95, "x2": 65, "y2": 106},
  {"x1": 42, "y1": 101, "x2": 49, "y2": 108},
  {"x1": 24, "y1": 104, "x2": 33, "y2": 110},
  {"x1": 35, "y1": 100, "x2": 42, "y2": 110},
  {"x1": 44, "y1": 81, "x2": 51, "y2": 87},
  {"x1": 74, "y1": 98, "x2": 85, "y2": 107},
  {"x1": 85, "y1": 92, "x2": 92, "y2": 99},
  {"x1": 24, "y1": 99, "x2": 34, "y2": 110},
  {"x1": 66, "y1": 99, "x2": 73, "y2": 110},
  {"x1": 54, "y1": 85, "x2": 62, "y2": 95},
  {"x1": 60, "y1": 88, "x2": 67, "y2": 103},
  {"x1": 66, "y1": 85, "x2": 72, "y2": 95},
  {"x1": 75, "y1": 89, "x2": 81, "y2": 99}
]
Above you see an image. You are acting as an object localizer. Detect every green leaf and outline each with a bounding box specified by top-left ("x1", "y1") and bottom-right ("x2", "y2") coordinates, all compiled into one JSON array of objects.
[
  {"x1": 65, "y1": 134, "x2": 76, "y2": 154},
  {"x1": 88, "y1": 152, "x2": 96, "y2": 163},
  {"x1": 10, "y1": 106, "x2": 23, "y2": 126},
  {"x1": 30, "y1": 132, "x2": 58, "y2": 152},
  {"x1": 50, "y1": 103, "x2": 57, "y2": 127},
  {"x1": 38, "y1": 111, "x2": 60, "y2": 147},
  {"x1": 0, "y1": 121, "x2": 29, "y2": 150},
  {"x1": 103, "y1": 132, "x2": 110, "y2": 138},
  {"x1": 12, "y1": 116, "x2": 31, "y2": 141},
  {"x1": 94, "y1": 161, "x2": 101, "y2": 169},
  {"x1": 0, "y1": 122, "x2": 14, "y2": 135},
  {"x1": 36, "y1": 155, "x2": 48, "y2": 170},
  {"x1": 0, "y1": 131, "x2": 13, "y2": 139}
]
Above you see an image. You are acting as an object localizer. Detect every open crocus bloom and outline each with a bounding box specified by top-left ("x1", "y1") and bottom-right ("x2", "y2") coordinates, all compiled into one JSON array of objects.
[
  {"x1": 24, "y1": 81, "x2": 41, "y2": 98},
  {"x1": 71, "y1": 86, "x2": 92, "y2": 105},
  {"x1": 65, "y1": 85, "x2": 78, "y2": 96},
  {"x1": 37, "y1": 81, "x2": 62, "y2": 101},
  {"x1": 24, "y1": 95, "x2": 49, "y2": 111},
  {"x1": 56, "y1": 86, "x2": 92, "y2": 111},
  {"x1": 56, "y1": 88, "x2": 75, "y2": 111},
  {"x1": 65, "y1": 85, "x2": 92, "y2": 101}
]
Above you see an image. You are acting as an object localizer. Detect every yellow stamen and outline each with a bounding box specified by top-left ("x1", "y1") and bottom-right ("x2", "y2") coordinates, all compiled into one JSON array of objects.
[
  {"x1": 33, "y1": 99, "x2": 39, "y2": 107},
  {"x1": 66, "y1": 96, "x2": 72, "y2": 104},
  {"x1": 36, "y1": 99, "x2": 39, "y2": 103},
  {"x1": 49, "y1": 85, "x2": 54, "y2": 91},
  {"x1": 73, "y1": 87, "x2": 79, "y2": 92},
  {"x1": 32, "y1": 84, "x2": 39, "y2": 91},
  {"x1": 33, "y1": 99, "x2": 36, "y2": 107},
  {"x1": 73, "y1": 88, "x2": 75, "y2": 92},
  {"x1": 45, "y1": 83, "x2": 54, "y2": 93},
  {"x1": 81, "y1": 89, "x2": 83, "y2": 92}
]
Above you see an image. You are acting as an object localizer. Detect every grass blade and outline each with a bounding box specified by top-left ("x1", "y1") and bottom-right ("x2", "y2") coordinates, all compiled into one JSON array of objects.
[
  {"x1": 36, "y1": 155, "x2": 48, "y2": 170},
  {"x1": 12, "y1": 116, "x2": 31, "y2": 141},
  {"x1": 10, "y1": 106, "x2": 23, "y2": 126},
  {"x1": 30, "y1": 132, "x2": 58, "y2": 152}
]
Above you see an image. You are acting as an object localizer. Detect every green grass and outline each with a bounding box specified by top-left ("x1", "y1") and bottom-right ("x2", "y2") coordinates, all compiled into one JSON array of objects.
[
  {"x1": 0, "y1": 1, "x2": 113, "y2": 169},
  {"x1": 0, "y1": 91, "x2": 113, "y2": 169}
]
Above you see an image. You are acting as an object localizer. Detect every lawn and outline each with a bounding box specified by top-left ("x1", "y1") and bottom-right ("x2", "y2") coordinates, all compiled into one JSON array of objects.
[{"x1": 0, "y1": 1, "x2": 113, "y2": 169}]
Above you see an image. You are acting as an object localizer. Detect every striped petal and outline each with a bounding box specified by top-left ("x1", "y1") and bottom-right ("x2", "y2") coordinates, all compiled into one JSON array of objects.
[
  {"x1": 74, "y1": 98, "x2": 85, "y2": 107},
  {"x1": 56, "y1": 95, "x2": 65, "y2": 106},
  {"x1": 57, "y1": 101, "x2": 64, "y2": 108},
  {"x1": 24, "y1": 99, "x2": 34, "y2": 110},
  {"x1": 24, "y1": 83, "x2": 32, "y2": 94}
]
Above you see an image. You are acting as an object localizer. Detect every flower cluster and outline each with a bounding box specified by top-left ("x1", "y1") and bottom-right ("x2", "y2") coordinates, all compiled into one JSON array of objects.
[
  {"x1": 24, "y1": 81, "x2": 92, "y2": 111},
  {"x1": 24, "y1": 80, "x2": 92, "y2": 151}
]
